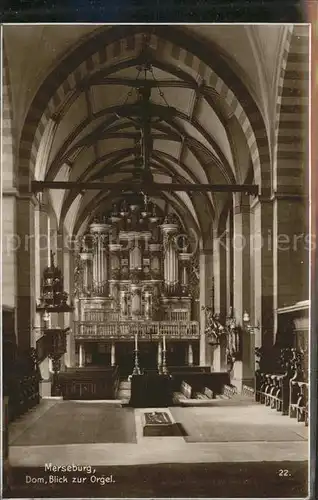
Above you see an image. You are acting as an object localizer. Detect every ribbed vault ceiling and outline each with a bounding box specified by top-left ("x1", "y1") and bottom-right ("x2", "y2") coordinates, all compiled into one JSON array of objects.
[{"x1": 4, "y1": 24, "x2": 290, "y2": 245}]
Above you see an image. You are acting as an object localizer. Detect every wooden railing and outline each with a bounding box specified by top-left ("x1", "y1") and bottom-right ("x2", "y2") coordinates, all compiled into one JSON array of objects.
[{"x1": 74, "y1": 320, "x2": 199, "y2": 340}]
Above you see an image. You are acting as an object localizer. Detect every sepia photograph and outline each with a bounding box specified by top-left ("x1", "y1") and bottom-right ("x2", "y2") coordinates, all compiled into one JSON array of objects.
[{"x1": 1, "y1": 23, "x2": 310, "y2": 498}]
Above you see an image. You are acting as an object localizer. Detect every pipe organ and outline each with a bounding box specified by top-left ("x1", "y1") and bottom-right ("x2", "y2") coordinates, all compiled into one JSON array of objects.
[{"x1": 75, "y1": 197, "x2": 197, "y2": 328}]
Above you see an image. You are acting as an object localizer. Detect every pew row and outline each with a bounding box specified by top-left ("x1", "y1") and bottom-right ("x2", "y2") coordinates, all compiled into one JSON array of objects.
[
  {"x1": 255, "y1": 370, "x2": 308, "y2": 426},
  {"x1": 58, "y1": 366, "x2": 120, "y2": 400},
  {"x1": 172, "y1": 372, "x2": 230, "y2": 405}
]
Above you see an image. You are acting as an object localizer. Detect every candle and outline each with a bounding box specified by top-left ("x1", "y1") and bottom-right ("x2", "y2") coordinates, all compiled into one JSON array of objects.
[
  {"x1": 163, "y1": 334, "x2": 166, "y2": 352},
  {"x1": 135, "y1": 333, "x2": 138, "y2": 351}
]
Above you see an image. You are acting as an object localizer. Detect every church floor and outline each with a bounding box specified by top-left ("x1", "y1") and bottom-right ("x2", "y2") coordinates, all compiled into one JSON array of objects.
[{"x1": 6, "y1": 399, "x2": 308, "y2": 498}]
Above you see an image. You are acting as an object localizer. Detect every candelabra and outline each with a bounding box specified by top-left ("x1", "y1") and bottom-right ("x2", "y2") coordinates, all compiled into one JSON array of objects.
[
  {"x1": 132, "y1": 350, "x2": 141, "y2": 376},
  {"x1": 131, "y1": 332, "x2": 141, "y2": 376},
  {"x1": 161, "y1": 334, "x2": 169, "y2": 375}
]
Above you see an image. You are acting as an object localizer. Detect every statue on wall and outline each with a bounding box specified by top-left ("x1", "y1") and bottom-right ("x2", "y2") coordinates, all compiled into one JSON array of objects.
[
  {"x1": 202, "y1": 305, "x2": 225, "y2": 344},
  {"x1": 225, "y1": 308, "x2": 242, "y2": 370},
  {"x1": 74, "y1": 253, "x2": 84, "y2": 297}
]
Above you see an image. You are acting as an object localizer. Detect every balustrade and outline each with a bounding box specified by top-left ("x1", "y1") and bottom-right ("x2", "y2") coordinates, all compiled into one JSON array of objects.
[
  {"x1": 74, "y1": 320, "x2": 199, "y2": 340},
  {"x1": 84, "y1": 309, "x2": 120, "y2": 322}
]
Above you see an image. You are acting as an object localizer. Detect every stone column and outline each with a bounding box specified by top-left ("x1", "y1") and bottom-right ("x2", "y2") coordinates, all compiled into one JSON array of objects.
[
  {"x1": 232, "y1": 194, "x2": 253, "y2": 389},
  {"x1": 213, "y1": 226, "x2": 227, "y2": 318},
  {"x1": 79, "y1": 343, "x2": 85, "y2": 368},
  {"x1": 273, "y1": 195, "x2": 308, "y2": 338},
  {"x1": 188, "y1": 343, "x2": 193, "y2": 366},
  {"x1": 250, "y1": 196, "x2": 274, "y2": 350},
  {"x1": 212, "y1": 226, "x2": 227, "y2": 371},
  {"x1": 225, "y1": 211, "x2": 233, "y2": 313},
  {"x1": 199, "y1": 249, "x2": 213, "y2": 366},
  {"x1": 16, "y1": 194, "x2": 37, "y2": 350},
  {"x1": 111, "y1": 342, "x2": 116, "y2": 366}
]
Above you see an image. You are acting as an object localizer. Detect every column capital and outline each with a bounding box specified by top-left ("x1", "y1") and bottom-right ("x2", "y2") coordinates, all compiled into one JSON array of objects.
[
  {"x1": 2, "y1": 187, "x2": 19, "y2": 198},
  {"x1": 250, "y1": 195, "x2": 272, "y2": 210},
  {"x1": 17, "y1": 192, "x2": 40, "y2": 207}
]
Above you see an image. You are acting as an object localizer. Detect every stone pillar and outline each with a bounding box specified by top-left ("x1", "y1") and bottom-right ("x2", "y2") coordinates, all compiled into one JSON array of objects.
[
  {"x1": 250, "y1": 196, "x2": 274, "y2": 350},
  {"x1": 63, "y1": 245, "x2": 75, "y2": 368},
  {"x1": 16, "y1": 194, "x2": 37, "y2": 350},
  {"x1": 212, "y1": 225, "x2": 227, "y2": 371},
  {"x1": 188, "y1": 343, "x2": 193, "y2": 366},
  {"x1": 232, "y1": 194, "x2": 253, "y2": 388},
  {"x1": 111, "y1": 342, "x2": 116, "y2": 366},
  {"x1": 2, "y1": 186, "x2": 17, "y2": 314},
  {"x1": 225, "y1": 212, "x2": 233, "y2": 313},
  {"x1": 213, "y1": 226, "x2": 227, "y2": 317},
  {"x1": 79, "y1": 343, "x2": 85, "y2": 368},
  {"x1": 273, "y1": 195, "x2": 308, "y2": 338},
  {"x1": 233, "y1": 194, "x2": 250, "y2": 321},
  {"x1": 199, "y1": 249, "x2": 213, "y2": 366}
]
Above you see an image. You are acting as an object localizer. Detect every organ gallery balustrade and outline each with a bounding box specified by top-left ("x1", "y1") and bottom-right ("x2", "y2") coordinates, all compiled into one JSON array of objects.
[{"x1": 74, "y1": 320, "x2": 199, "y2": 340}]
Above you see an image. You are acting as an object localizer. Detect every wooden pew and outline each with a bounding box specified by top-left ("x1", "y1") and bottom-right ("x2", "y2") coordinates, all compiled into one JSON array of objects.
[
  {"x1": 6, "y1": 348, "x2": 41, "y2": 423},
  {"x1": 196, "y1": 387, "x2": 214, "y2": 400},
  {"x1": 256, "y1": 371, "x2": 289, "y2": 414},
  {"x1": 289, "y1": 380, "x2": 308, "y2": 426},
  {"x1": 255, "y1": 347, "x2": 307, "y2": 422},
  {"x1": 173, "y1": 381, "x2": 193, "y2": 404},
  {"x1": 171, "y1": 371, "x2": 230, "y2": 397},
  {"x1": 58, "y1": 366, "x2": 119, "y2": 400}
]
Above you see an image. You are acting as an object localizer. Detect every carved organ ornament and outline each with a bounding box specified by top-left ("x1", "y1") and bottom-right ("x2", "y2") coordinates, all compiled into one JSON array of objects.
[{"x1": 75, "y1": 197, "x2": 198, "y2": 321}]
